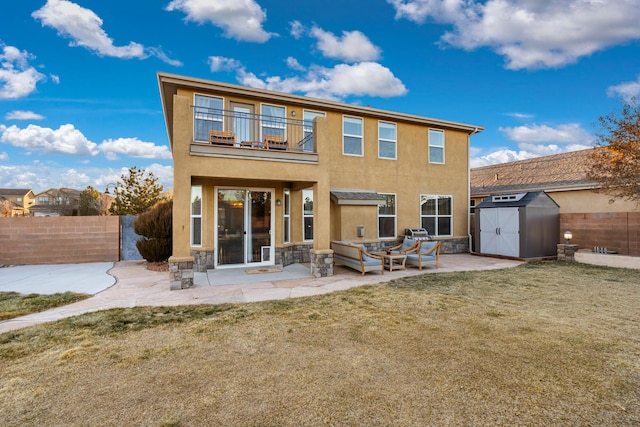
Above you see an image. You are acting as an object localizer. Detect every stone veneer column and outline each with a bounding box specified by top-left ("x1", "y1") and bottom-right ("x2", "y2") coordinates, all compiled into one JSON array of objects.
[
  {"x1": 169, "y1": 256, "x2": 194, "y2": 290},
  {"x1": 310, "y1": 249, "x2": 334, "y2": 278},
  {"x1": 557, "y1": 244, "x2": 579, "y2": 262}
]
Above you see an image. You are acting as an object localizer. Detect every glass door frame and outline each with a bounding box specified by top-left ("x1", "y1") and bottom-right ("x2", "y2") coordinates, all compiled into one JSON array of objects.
[{"x1": 214, "y1": 186, "x2": 275, "y2": 269}]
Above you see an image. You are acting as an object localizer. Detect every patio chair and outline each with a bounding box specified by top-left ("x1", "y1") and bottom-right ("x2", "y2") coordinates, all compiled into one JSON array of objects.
[
  {"x1": 209, "y1": 130, "x2": 236, "y2": 146},
  {"x1": 264, "y1": 134, "x2": 287, "y2": 150},
  {"x1": 388, "y1": 237, "x2": 419, "y2": 255},
  {"x1": 406, "y1": 240, "x2": 441, "y2": 270}
]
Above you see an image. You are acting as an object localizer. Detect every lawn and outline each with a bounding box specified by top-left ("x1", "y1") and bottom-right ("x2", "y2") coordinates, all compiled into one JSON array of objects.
[
  {"x1": 0, "y1": 291, "x2": 90, "y2": 321},
  {"x1": 0, "y1": 261, "x2": 638, "y2": 426}
]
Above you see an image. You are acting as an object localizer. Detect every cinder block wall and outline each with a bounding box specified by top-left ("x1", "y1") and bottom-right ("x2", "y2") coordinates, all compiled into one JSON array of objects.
[
  {"x1": 560, "y1": 212, "x2": 640, "y2": 256},
  {"x1": 0, "y1": 216, "x2": 120, "y2": 265}
]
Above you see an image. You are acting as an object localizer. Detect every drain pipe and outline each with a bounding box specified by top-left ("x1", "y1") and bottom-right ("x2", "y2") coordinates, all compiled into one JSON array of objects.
[{"x1": 468, "y1": 127, "x2": 481, "y2": 255}]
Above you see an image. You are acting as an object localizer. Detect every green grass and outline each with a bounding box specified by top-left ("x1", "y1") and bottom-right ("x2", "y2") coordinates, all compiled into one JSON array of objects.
[{"x1": 0, "y1": 291, "x2": 91, "y2": 321}]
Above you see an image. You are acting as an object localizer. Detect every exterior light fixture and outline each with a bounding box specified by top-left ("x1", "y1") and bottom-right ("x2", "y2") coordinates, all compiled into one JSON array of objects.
[
  {"x1": 275, "y1": 199, "x2": 282, "y2": 206},
  {"x1": 564, "y1": 230, "x2": 573, "y2": 244},
  {"x1": 104, "y1": 183, "x2": 117, "y2": 195}
]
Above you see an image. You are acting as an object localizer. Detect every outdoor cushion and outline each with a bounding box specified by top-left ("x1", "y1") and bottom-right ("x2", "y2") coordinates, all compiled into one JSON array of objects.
[
  {"x1": 419, "y1": 241, "x2": 438, "y2": 252},
  {"x1": 354, "y1": 244, "x2": 378, "y2": 262}
]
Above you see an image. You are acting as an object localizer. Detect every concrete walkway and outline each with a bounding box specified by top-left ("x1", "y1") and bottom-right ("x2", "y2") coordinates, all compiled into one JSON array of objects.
[{"x1": 0, "y1": 254, "x2": 523, "y2": 334}]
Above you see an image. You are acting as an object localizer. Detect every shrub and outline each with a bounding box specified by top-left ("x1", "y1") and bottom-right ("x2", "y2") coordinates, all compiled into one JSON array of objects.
[{"x1": 135, "y1": 200, "x2": 172, "y2": 262}]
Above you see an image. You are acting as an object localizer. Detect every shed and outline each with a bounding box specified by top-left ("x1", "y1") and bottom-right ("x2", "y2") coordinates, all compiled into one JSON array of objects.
[{"x1": 475, "y1": 191, "x2": 559, "y2": 259}]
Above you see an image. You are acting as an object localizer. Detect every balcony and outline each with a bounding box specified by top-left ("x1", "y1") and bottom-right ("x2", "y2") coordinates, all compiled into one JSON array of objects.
[{"x1": 192, "y1": 107, "x2": 316, "y2": 155}]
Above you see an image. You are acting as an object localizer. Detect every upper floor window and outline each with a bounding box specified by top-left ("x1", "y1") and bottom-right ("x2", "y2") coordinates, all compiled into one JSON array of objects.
[
  {"x1": 378, "y1": 121, "x2": 397, "y2": 159},
  {"x1": 303, "y1": 110, "x2": 325, "y2": 152},
  {"x1": 428, "y1": 129, "x2": 445, "y2": 164},
  {"x1": 261, "y1": 104, "x2": 286, "y2": 140},
  {"x1": 194, "y1": 95, "x2": 223, "y2": 142},
  {"x1": 420, "y1": 195, "x2": 452, "y2": 236},
  {"x1": 39, "y1": 196, "x2": 48, "y2": 204},
  {"x1": 191, "y1": 186, "x2": 202, "y2": 246},
  {"x1": 303, "y1": 189, "x2": 314, "y2": 241},
  {"x1": 283, "y1": 189, "x2": 291, "y2": 244},
  {"x1": 378, "y1": 193, "x2": 396, "y2": 238},
  {"x1": 343, "y1": 116, "x2": 363, "y2": 156}
]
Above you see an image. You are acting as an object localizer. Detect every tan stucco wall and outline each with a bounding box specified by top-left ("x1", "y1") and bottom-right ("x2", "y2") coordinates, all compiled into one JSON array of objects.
[
  {"x1": 548, "y1": 189, "x2": 638, "y2": 213},
  {"x1": 169, "y1": 86, "x2": 472, "y2": 259}
]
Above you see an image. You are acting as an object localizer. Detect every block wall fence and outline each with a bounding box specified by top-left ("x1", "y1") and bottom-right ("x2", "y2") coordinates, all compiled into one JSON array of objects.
[{"x1": 0, "y1": 216, "x2": 120, "y2": 265}]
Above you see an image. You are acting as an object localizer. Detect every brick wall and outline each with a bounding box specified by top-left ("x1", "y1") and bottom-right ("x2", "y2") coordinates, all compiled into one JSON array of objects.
[
  {"x1": 0, "y1": 216, "x2": 120, "y2": 265},
  {"x1": 560, "y1": 212, "x2": 640, "y2": 256}
]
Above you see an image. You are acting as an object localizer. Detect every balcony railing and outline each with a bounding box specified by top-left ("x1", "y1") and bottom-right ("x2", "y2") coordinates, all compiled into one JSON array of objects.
[{"x1": 192, "y1": 106, "x2": 316, "y2": 153}]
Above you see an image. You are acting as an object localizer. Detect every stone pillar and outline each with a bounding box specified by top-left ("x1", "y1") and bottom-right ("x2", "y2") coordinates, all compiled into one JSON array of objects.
[
  {"x1": 169, "y1": 256, "x2": 194, "y2": 290},
  {"x1": 557, "y1": 244, "x2": 579, "y2": 262},
  {"x1": 310, "y1": 249, "x2": 334, "y2": 278}
]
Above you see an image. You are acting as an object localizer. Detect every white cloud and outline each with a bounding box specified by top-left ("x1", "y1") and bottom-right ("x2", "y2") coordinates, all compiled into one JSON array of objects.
[
  {"x1": 238, "y1": 62, "x2": 407, "y2": 100},
  {"x1": 499, "y1": 123, "x2": 593, "y2": 144},
  {"x1": 607, "y1": 75, "x2": 640, "y2": 101},
  {"x1": 208, "y1": 56, "x2": 243, "y2": 72},
  {"x1": 0, "y1": 163, "x2": 174, "y2": 194},
  {"x1": 98, "y1": 138, "x2": 172, "y2": 160},
  {"x1": 310, "y1": 26, "x2": 382, "y2": 62},
  {"x1": 290, "y1": 20, "x2": 305, "y2": 39},
  {"x1": 5, "y1": 110, "x2": 45, "y2": 120},
  {"x1": 286, "y1": 57, "x2": 305, "y2": 71},
  {"x1": 0, "y1": 123, "x2": 99, "y2": 156},
  {"x1": 0, "y1": 45, "x2": 46, "y2": 99},
  {"x1": 471, "y1": 122, "x2": 593, "y2": 167},
  {"x1": 506, "y1": 112, "x2": 534, "y2": 119},
  {"x1": 388, "y1": 0, "x2": 640, "y2": 70},
  {"x1": 33, "y1": 0, "x2": 180, "y2": 65},
  {"x1": 0, "y1": 152, "x2": 7, "y2": 160},
  {"x1": 0, "y1": 123, "x2": 171, "y2": 160},
  {"x1": 166, "y1": 0, "x2": 274, "y2": 43},
  {"x1": 50, "y1": 74, "x2": 60, "y2": 84}
]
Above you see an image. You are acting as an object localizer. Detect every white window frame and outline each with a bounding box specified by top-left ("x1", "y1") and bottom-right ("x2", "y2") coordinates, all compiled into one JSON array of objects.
[
  {"x1": 378, "y1": 193, "x2": 397, "y2": 239},
  {"x1": 194, "y1": 94, "x2": 224, "y2": 143},
  {"x1": 428, "y1": 129, "x2": 445, "y2": 164},
  {"x1": 378, "y1": 121, "x2": 397, "y2": 160},
  {"x1": 343, "y1": 115, "x2": 363, "y2": 156},
  {"x1": 420, "y1": 194, "x2": 453, "y2": 237},
  {"x1": 191, "y1": 186, "x2": 202, "y2": 247},
  {"x1": 260, "y1": 103, "x2": 286, "y2": 141},
  {"x1": 283, "y1": 189, "x2": 291, "y2": 244},
  {"x1": 303, "y1": 189, "x2": 314, "y2": 242}
]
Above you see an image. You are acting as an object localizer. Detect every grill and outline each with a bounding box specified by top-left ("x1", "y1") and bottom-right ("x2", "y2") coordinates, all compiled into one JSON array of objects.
[{"x1": 405, "y1": 228, "x2": 431, "y2": 241}]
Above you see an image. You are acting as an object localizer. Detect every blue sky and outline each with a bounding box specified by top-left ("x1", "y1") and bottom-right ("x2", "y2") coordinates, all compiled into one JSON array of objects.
[{"x1": 1, "y1": 0, "x2": 639, "y2": 193}]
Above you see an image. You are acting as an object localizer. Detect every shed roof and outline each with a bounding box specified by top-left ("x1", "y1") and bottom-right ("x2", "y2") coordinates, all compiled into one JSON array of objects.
[
  {"x1": 471, "y1": 149, "x2": 596, "y2": 196},
  {"x1": 475, "y1": 191, "x2": 559, "y2": 209}
]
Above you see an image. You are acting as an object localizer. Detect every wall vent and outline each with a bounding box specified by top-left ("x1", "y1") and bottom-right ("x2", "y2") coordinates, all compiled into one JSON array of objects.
[{"x1": 492, "y1": 193, "x2": 526, "y2": 203}]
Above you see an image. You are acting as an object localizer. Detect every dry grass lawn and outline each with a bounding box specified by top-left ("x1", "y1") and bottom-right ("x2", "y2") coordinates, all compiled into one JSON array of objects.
[{"x1": 1, "y1": 261, "x2": 639, "y2": 426}]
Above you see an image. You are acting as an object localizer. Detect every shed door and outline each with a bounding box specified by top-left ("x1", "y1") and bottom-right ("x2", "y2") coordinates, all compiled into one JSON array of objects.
[{"x1": 479, "y1": 207, "x2": 519, "y2": 257}]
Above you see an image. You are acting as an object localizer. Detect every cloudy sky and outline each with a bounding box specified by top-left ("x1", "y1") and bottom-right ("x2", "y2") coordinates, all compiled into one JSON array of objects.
[{"x1": 1, "y1": 0, "x2": 639, "y2": 193}]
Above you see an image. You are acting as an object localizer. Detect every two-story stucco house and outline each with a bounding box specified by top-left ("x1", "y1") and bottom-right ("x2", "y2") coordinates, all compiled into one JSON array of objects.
[{"x1": 158, "y1": 72, "x2": 483, "y2": 288}]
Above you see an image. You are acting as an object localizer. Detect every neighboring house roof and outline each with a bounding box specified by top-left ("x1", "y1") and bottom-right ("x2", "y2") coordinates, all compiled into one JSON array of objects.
[
  {"x1": 471, "y1": 149, "x2": 597, "y2": 196},
  {"x1": 0, "y1": 188, "x2": 34, "y2": 197}
]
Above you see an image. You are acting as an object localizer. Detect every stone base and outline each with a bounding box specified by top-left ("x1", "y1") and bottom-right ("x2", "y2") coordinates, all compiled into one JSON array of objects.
[
  {"x1": 169, "y1": 256, "x2": 194, "y2": 290},
  {"x1": 191, "y1": 250, "x2": 215, "y2": 272},
  {"x1": 557, "y1": 244, "x2": 579, "y2": 261},
  {"x1": 310, "y1": 249, "x2": 333, "y2": 278}
]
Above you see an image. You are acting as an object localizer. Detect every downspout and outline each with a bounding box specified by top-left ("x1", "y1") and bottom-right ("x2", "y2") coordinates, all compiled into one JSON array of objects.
[{"x1": 468, "y1": 127, "x2": 481, "y2": 254}]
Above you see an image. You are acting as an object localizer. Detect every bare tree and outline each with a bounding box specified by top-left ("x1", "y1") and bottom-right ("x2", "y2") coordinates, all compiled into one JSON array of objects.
[{"x1": 588, "y1": 98, "x2": 640, "y2": 204}]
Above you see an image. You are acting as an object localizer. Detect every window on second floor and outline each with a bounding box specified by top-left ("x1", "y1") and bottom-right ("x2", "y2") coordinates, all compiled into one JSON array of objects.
[
  {"x1": 343, "y1": 116, "x2": 363, "y2": 156},
  {"x1": 378, "y1": 193, "x2": 396, "y2": 238},
  {"x1": 420, "y1": 195, "x2": 452, "y2": 237},
  {"x1": 261, "y1": 104, "x2": 286, "y2": 140},
  {"x1": 428, "y1": 129, "x2": 445, "y2": 164},
  {"x1": 378, "y1": 121, "x2": 397, "y2": 159},
  {"x1": 39, "y1": 196, "x2": 49, "y2": 204},
  {"x1": 194, "y1": 94, "x2": 224, "y2": 142}
]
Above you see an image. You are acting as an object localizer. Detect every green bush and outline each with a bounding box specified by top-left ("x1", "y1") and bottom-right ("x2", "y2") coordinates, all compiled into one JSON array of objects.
[{"x1": 135, "y1": 200, "x2": 172, "y2": 262}]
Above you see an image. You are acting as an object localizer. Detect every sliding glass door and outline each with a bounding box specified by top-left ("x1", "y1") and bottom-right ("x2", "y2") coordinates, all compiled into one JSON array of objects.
[{"x1": 216, "y1": 188, "x2": 273, "y2": 267}]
